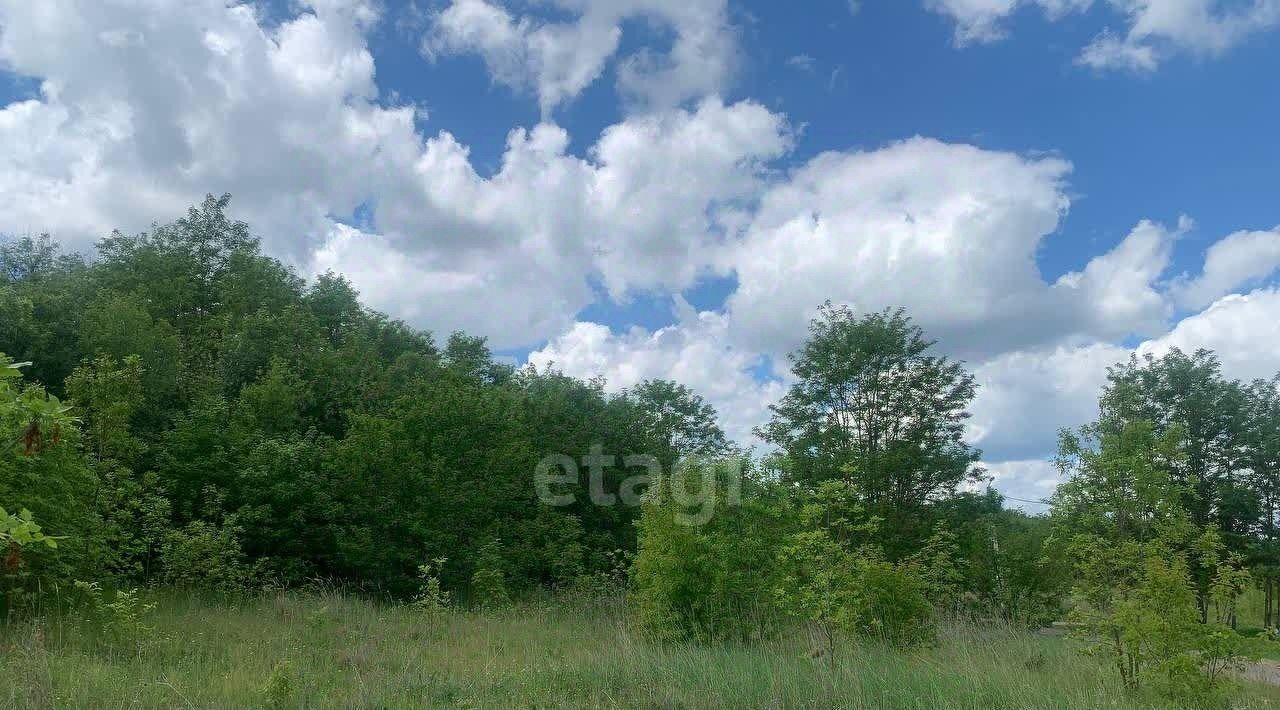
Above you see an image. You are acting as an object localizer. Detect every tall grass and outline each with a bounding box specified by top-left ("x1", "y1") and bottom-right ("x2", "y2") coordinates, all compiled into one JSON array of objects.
[{"x1": 3, "y1": 589, "x2": 1278, "y2": 708}]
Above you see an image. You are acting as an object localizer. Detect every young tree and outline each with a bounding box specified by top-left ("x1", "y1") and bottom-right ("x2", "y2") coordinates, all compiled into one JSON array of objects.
[
  {"x1": 775, "y1": 481, "x2": 934, "y2": 652},
  {"x1": 758, "y1": 303, "x2": 981, "y2": 556}
]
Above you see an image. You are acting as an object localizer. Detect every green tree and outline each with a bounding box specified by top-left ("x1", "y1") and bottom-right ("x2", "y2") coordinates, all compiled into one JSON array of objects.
[
  {"x1": 1, "y1": 356, "x2": 99, "y2": 608},
  {"x1": 1102, "y1": 349, "x2": 1253, "y2": 545},
  {"x1": 759, "y1": 304, "x2": 981, "y2": 557},
  {"x1": 1244, "y1": 377, "x2": 1280, "y2": 626},
  {"x1": 625, "y1": 379, "x2": 731, "y2": 466},
  {"x1": 775, "y1": 481, "x2": 933, "y2": 651},
  {"x1": 67, "y1": 356, "x2": 171, "y2": 579}
]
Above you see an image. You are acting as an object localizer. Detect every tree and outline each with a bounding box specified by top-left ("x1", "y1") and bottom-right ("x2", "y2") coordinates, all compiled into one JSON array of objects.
[
  {"x1": 1, "y1": 356, "x2": 99, "y2": 608},
  {"x1": 0, "y1": 196, "x2": 764, "y2": 603},
  {"x1": 626, "y1": 379, "x2": 731, "y2": 466},
  {"x1": 1101, "y1": 349, "x2": 1251, "y2": 540},
  {"x1": 1244, "y1": 377, "x2": 1280, "y2": 626},
  {"x1": 1066, "y1": 531, "x2": 1252, "y2": 701},
  {"x1": 632, "y1": 460, "x2": 790, "y2": 641},
  {"x1": 758, "y1": 303, "x2": 981, "y2": 556},
  {"x1": 1053, "y1": 418, "x2": 1188, "y2": 546},
  {"x1": 0, "y1": 233, "x2": 66, "y2": 283}
]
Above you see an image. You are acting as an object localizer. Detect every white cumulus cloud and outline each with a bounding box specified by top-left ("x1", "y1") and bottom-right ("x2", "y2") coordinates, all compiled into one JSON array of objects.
[
  {"x1": 528, "y1": 299, "x2": 786, "y2": 447},
  {"x1": 422, "y1": 0, "x2": 738, "y2": 114},
  {"x1": 723, "y1": 138, "x2": 1175, "y2": 362},
  {"x1": 0, "y1": 0, "x2": 787, "y2": 348},
  {"x1": 925, "y1": 0, "x2": 1280, "y2": 71},
  {"x1": 1172, "y1": 226, "x2": 1280, "y2": 310}
]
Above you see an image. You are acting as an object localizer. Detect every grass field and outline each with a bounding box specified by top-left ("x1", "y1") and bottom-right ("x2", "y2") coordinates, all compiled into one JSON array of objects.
[{"x1": 4, "y1": 589, "x2": 1280, "y2": 709}]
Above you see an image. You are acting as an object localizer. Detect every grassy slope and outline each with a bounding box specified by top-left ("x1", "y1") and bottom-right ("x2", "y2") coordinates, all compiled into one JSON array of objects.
[{"x1": 4, "y1": 590, "x2": 1280, "y2": 709}]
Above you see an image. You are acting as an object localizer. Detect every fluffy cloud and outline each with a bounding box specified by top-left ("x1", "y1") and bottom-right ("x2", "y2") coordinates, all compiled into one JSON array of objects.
[
  {"x1": 528, "y1": 299, "x2": 786, "y2": 446},
  {"x1": 968, "y1": 342, "x2": 1126, "y2": 460},
  {"x1": 0, "y1": 0, "x2": 407, "y2": 259},
  {"x1": 926, "y1": 0, "x2": 1280, "y2": 70},
  {"x1": 0, "y1": 0, "x2": 787, "y2": 348},
  {"x1": 308, "y1": 222, "x2": 590, "y2": 347},
  {"x1": 1079, "y1": 0, "x2": 1280, "y2": 71},
  {"x1": 1139, "y1": 287, "x2": 1280, "y2": 381},
  {"x1": 370, "y1": 97, "x2": 790, "y2": 322},
  {"x1": 967, "y1": 285, "x2": 1280, "y2": 504},
  {"x1": 422, "y1": 0, "x2": 738, "y2": 114},
  {"x1": 723, "y1": 138, "x2": 1174, "y2": 362},
  {"x1": 1172, "y1": 227, "x2": 1280, "y2": 310}
]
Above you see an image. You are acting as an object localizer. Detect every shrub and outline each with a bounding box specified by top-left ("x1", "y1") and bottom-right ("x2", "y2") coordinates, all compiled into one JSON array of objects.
[
  {"x1": 1, "y1": 355, "x2": 98, "y2": 610},
  {"x1": 71, "y1": 580, "x2": 158, "y2": 651},
  {"x1": 631, "y1": 460, "x2": 788, "y2": 641},
  {"x1": 412, "y1": 557, "x2": 452, "y2": 614},
  {"x1": 569, "y1": 548, "x2": 631, "y2": 601},
  {"x1": 772, "y1": 481, "x2": 935, "y2": 652},
  {"x1": 469, "y1": 539, "x2": 510, "y2": 609},
  {"x1": 159, "y1": 518, "x2": 252, "y2": 593},
  {"x1": 907, "y1": 526, "x2": 964, "y2": 610},
  {"x1": 1069, "y1": 533, "x2": 1255, "y2": 704},
  {"x1": 853, "y1": 555, "x2": 934, "y2": 647},
  {"x1": 261, "y1": 660, "x2": 295, "y2": 709},
  {"x1": 775, "y1": 527, "x2": 934, "y2": 653}
]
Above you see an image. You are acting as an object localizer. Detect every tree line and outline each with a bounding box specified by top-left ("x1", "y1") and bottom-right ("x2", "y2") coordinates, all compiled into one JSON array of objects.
[{"x1": 1, "y1": 195, "x2": 736, "y2": 604}]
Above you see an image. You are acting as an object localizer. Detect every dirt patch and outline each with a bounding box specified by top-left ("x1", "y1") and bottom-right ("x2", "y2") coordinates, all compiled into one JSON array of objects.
[{"x1": 1242, "y1": 660, "x2": 1280, "y2": 686}]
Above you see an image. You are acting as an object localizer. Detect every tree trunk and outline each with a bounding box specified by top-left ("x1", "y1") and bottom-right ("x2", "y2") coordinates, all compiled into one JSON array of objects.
[{"x1": 1267, "y1": 577, "x2": 1275, "y2": 630}]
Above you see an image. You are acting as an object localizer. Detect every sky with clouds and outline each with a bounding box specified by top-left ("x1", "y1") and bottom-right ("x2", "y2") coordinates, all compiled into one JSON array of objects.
[{"x1": 2, "y1": 0, "x2": 1279, "y2": 509}]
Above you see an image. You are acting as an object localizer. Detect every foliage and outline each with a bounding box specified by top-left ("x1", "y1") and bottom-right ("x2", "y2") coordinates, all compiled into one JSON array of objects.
[
  {"x1": 261, "y1": 660, "x2": 295, "y2": 709},
  {"x1": 158, "y1": 518, "x2": 252, "y2": 593},
  {"x1": 1055, "y1": 401, "x2": 1260, "y2": 704},
  {"x1": 1, "y1": 506, "x2": 61, "y2": 550},
  {"x1": 469, "y1": 539, "x2": 511, "y2": 610},
  {"x1": 1, "y1": 354, "x2": 97, "y2": 609},
  {"x1": 1, "y1": 505, "x2": 64, "y2": 604},
  {"x1": 1067, "y1": 538, "x2": 1254, "y2": 703},
  {"x1": 71, "y1": 580, "x2": 158, "y2": 650},
  {"x1": 907, "y1": 526, "x2": 965, "y2": 609},
  {"x1": 631, "y1": 460, "x2": 789, "y2": 641},
  {"x1": 758, "y1": 303, "x2": 982, "y2": 559},
  {"x1": 775, "y1": 482, "x2": 934, "y2": 651},
  {"x1": 411, "y1": 557, "x2": 452, "y2": 614},
  {"x1": 3, "y1": 197, "x2": 741, "y2": 606}
]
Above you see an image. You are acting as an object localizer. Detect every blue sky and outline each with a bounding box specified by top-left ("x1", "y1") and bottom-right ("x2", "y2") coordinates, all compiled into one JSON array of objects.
[{"x1": 2, "y1": 0, "x2": 1279, "y2": 507}]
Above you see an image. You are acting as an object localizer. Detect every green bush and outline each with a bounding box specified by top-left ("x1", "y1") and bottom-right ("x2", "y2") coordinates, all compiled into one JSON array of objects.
[
  {"x1": 159, "y1": 518, "x2": 252, "y2": 593},
  {"x1": 1069, "y1": 533, "x2": 1255, "y2": 704},
  {"x1": 71, "y1": 580, "x2": 158, "y2": 651},
  {"x1": 469, "y1": 538, "x2": 511, "y2": 609},
  {"x1": 776, "y1": 481, "x2": 935, "y2": 651},
  {"x1": 1, "y1": 355, "x2": 99, "y2": 611},
  {"x1": 631, "y1": 460, "x2": 789, "y2": 641},
  {"x1": 853, "y1": 556, "x2": 934, "y2": 647},
  {"x1": 412, "y1": 557, "x2": 452, "y2": 614}
]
